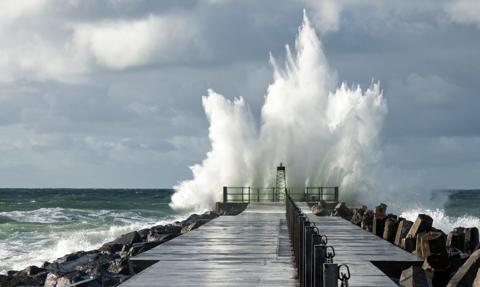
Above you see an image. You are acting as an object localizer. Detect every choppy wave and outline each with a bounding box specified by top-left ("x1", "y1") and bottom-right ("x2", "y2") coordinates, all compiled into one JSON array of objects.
[
  {"x1": 0, "y1": 207, "x2": 188, "y2": 274},
  {"x1": 400, "y1": 208, "x2": 480, "y2": 233}
]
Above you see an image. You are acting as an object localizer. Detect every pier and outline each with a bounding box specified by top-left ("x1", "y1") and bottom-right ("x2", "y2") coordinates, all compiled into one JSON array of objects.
[
  {"x1": 121, "y1": 203, "x2": 297, "y2": 286},
  {"x1": 119, "y1": 162, "x2": 423, "y2": 287},
  {"x1": 120, "y1": 199, "x2": 421, "y2": 286}
]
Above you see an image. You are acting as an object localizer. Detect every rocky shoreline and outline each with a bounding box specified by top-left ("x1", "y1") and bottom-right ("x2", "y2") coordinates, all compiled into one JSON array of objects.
[
  {"x1": 0, "y1": 211, "x2": 220, "y2": 287},
  {"x1": 314, "y1": 201, "x2": 480, "y2": 286}
]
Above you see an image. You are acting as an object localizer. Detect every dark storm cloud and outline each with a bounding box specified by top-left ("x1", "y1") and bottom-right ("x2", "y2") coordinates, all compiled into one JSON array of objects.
[{"x1": 0, "y1": 0, "x2": 479, "y2": 188}]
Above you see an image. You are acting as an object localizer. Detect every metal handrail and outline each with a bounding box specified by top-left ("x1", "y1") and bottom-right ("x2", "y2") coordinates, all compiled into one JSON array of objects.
[{"x1": 285, "y1": 193, "x2": 348, "y2": 287}]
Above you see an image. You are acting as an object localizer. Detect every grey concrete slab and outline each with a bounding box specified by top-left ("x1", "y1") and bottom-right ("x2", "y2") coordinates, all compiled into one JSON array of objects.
[
  {"x1": 120, "y1": 204, "x2": 297, "y2": 287},
  {"x1": 297, "y1": 203, "x2": 423, "y2": 287}
]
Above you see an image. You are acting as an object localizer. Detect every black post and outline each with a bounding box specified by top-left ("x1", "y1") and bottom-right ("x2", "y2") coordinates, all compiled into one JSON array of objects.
[
  {"x1": 334, "y1": 187, "x2": 339, "y2": 202},
  {"x1": 223, "y1": 186, "x2": 227, "y2": 203}
]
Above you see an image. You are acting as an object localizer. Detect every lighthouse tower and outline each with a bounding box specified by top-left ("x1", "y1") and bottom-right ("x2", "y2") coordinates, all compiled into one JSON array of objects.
[{"x1": 275, "y1": 163, "x2": 286, "y2": 201}]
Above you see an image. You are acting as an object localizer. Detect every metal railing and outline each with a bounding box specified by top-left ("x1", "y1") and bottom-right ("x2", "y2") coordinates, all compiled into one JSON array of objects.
[
  {"x1": 305, "y1": 187, "x2": 339, "y2": 202},
  {"x1": 222, "y1": 186, "x2": 339, "y2": 203},
  {"x1": 286, "y1": 194, "x2": 350, "y2": 287},
  {"x1": 222, "y1": 187, "x2": 284, "y2": 202}
]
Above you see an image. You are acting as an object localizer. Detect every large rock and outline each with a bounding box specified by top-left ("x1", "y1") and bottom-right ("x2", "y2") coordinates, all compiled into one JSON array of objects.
[
  {"x1": 399, "y1": 266, "x2": 431, "y2": 287},
  {"x1": 312, "y1": 203, "x2": 330, "y2": 216},
  {"x1": 361, "y1": 210, "x2": 374, "y2": 232},
  {"x1": 215, "y1": 202, "x2": 248, "y2": 215},
  {"x1": 0, "y1": 270, "x2": 47, "y2": 287},
  {"x1": 333, "y1": 202, "x2": 353, "y2": 220},
  {"x1": 147, "y1": 227, "x2": 180, "y2": 242},
  {"x1": 373, "y1": 216, "x2": 386, "y2": 237},
  {"x1": 447, "y1": 228, "x2": 466, "y2": 252},
  {"x1": 108, "y1": 258, "x2": 131, "y2": 275},
  {"x1": 112, "y1": 231, "x2": 142, "y2": 247},
  {"x1": 408, "y1": 214, "x2": 433, "y2": 238},
  {"x1": 465, "y1": 227, "x2": 479, "y2": 253},
  {"x1": 128, "y1": 241, "x2": 163, "y2": 256},
  {"x1": 383, "y1": 217, "x2": 399, "y2": 243},
  {"x1": 374, "y1": 203, "x2": 387, "y2": 218},
  {"x1": 473, "y1": 268, "x2": 480, "y2": 287},
  {"x1": 395, "y1": 219, "x2": 414, "y2": 246},
  {"x1": 350, "y1": 206, "x2": 367, "y2": 226},
  {"x1": 47, "y1": 253, "x2": 97, "y2": 275},
  {"x1": 447, "y1": 249, "x2": 480, "y2": 287},
  {"x1": 416, "y1": 231, "x2": 447, "y2": 259},
  {"x1": 181, "y1": 220, "x2": 207, "y2": 234},
  {"x1": 402, "y1": 235, "x2": 417, "y2": 252}
]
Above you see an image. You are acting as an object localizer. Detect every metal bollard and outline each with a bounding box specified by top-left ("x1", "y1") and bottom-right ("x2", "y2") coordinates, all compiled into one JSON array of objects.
[
  {"x1": 338, "y1": 264, "x2": 350, "y2": 287},
  {"x1": 303, "y1": 222, "x2": 315, "y2": 287},
  {"x1": 313, "y1": 235, "x2": 328, "y2": 286},
  {"x1": 324, "y1": 246, "x2": 337, "y2": 286},
  {"x1": 323, "y1": 263, "x2": 338, "y2": 287}
]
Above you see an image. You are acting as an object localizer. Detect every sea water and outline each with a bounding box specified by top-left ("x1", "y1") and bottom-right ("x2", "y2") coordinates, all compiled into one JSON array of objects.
[
  {"x1": 0, "y1": 189, "x2": 185, "y2": 274},
  {"x1": 0, "y1": 189, "x2": 479, "y2": 274}
]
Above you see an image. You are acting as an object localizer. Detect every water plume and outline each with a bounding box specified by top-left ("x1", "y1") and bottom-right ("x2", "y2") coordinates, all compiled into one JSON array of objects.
[{"x1": 170, "y1": 12, "x2": 387, "y2": 211}]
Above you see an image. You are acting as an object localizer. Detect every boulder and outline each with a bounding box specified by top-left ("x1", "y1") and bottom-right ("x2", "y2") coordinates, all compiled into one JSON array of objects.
[
  {"x1": 408, "y1": 214, "x2": 433, "y2": 238},
  {"x1": 447, "y1": 249, "x2": 480, "y2": 287},
  {"x1": 333, "y1": 202, "x2": 353, "y2": 220},
  {"x1": 112, "y1": 231, "x2": 142, "y2": 248},
  {"x1": 215, "y1": 202, "x2": 248, "y2": 215},
  {"x1": 416, "y1": 231, "x2": 447, "y2": 259},
  {"x1": 395, "y1": 219, "x2": 414, "y2": 246},
  {"x1": 350, "y1": 207, "x2": 366, "y2": 226},
  {"x1": 99, "y1": 242, "x2": 124, "y2": 254},
  {"x1": 383, "y1": 217, "x2": 399, "y2": 243},
  {"x1": 402, "y1": 235, "x2": 417, "y2": 253},
  {"x1": 1, "y1": 271, "x2": 47, "y2": 287},
  {"x1": 399, "y1": 266, "x2": 431, "y2": 287},
  {"x1": 473, "y1": 268, "x2": 480, "y2": 287},
  {"x1": 361, "y1": 210, "x2": 374, "y2": 232},
  {"x1": 137, "y1": 228, "x2": 150, "y2": 241},
  {"x1": 447, "y1": 229, "x2": 466, "y2": 252},
  {"x1": 312, "y1": 204, "x2": 330, "y2": 216},
  {"x1": 374, "y1": 203, "x2": 387, "y2": 218},
  {"x1": 147, "y1": 230, "x2": 179, "y2": 242},
  {"x1": 47, "y1": 253, "x2": 96, "y2": 275},
  {"x1": 128, "y1": 241, "x2": 163, "y2": 256},
  {"x1": 108, "y1": 258, "x2": 131, "y2": 275},
  {"x1": 373, "y1": 216, "x2": 386, "y2": 237},
  {"x1": 465, "y1": 227, "x2": 479, "y2": 253},
  {"x1": 181, "y1": 221, "x2": 205, "y2": 234}
]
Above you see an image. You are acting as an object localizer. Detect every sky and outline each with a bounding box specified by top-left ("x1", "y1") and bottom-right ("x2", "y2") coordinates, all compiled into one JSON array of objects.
[{"x1": 0, "y1": 0, "x2": 479, "y2": 189}]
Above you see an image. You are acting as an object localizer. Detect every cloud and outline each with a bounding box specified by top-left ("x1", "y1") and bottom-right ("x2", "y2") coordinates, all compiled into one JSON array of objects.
[
  {"x1": 303, "y1": 0, "x2": 342, "y2": 33},
  {"x1": 0, "y1": 3, "x2": 206, "y2": 83},
  {"x1": 72, "y1": 15, "x2": 206, "y2": 70},
  {"x1": 445, "y1": 0, "x2": 480, "y2": 27}
]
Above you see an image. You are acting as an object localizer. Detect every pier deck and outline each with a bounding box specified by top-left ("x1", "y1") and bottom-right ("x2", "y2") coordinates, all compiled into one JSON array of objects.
[
  {"x1": 120, "y1": 203, "x2": 297, "y2": 287},
  {"x1": 298, "y1": 203, "x2": 423, "y2": 286}
]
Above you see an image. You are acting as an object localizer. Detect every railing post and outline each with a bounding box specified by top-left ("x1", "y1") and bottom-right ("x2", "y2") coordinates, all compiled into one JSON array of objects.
[
  {"x1": 223, "y1": 186, "x2": 227, "y2": 203},
  {"x1": 241, "y1": 187, "x2": 244, "y2": 202},
  {"x1": 248, "y1": 187, "x2": 251, "y2": 203},
  {"x1": 323, "y1": 263, "x2": 338, "y2": 287},
  {"x1": 304, "y1": 224, "x2": 315, "y2": 287},
  {"x1": 334, "y1": 187, "x2": 339, "y2": 202}
]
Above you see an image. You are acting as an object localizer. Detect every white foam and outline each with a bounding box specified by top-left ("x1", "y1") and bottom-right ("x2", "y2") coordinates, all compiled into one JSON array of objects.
[
  {"x1": 0, "y1": 211, "x2": 189, "y2": 274},
  {"x1": 170, "y1": 11, "x2": 387, "y2": 211},
  {"x1": 400, "y1": 208, "x2": 480, "y2": 232}
]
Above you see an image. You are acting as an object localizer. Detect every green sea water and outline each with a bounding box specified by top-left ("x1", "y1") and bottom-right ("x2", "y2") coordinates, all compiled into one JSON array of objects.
[{"x1": 0, "y1": 189, "x2": 184, "y2": 274}]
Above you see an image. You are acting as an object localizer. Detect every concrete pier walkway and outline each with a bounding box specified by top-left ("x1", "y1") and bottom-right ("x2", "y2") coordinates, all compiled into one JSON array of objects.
[
  {"x1": 298, "y1": 203, "x2": 422, "y2": 286},
  {"x1": 120, "y1": 204, "x2": 297, "y2": 287}
]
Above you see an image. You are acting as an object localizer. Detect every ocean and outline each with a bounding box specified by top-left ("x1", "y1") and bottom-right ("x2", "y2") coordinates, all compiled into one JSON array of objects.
[
  {"x1": 0, "y1": 188, "x2": 479, "y2": 274},
  {"x1": 0, "y1": 189, "x2": 187, "y2": 274}
]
